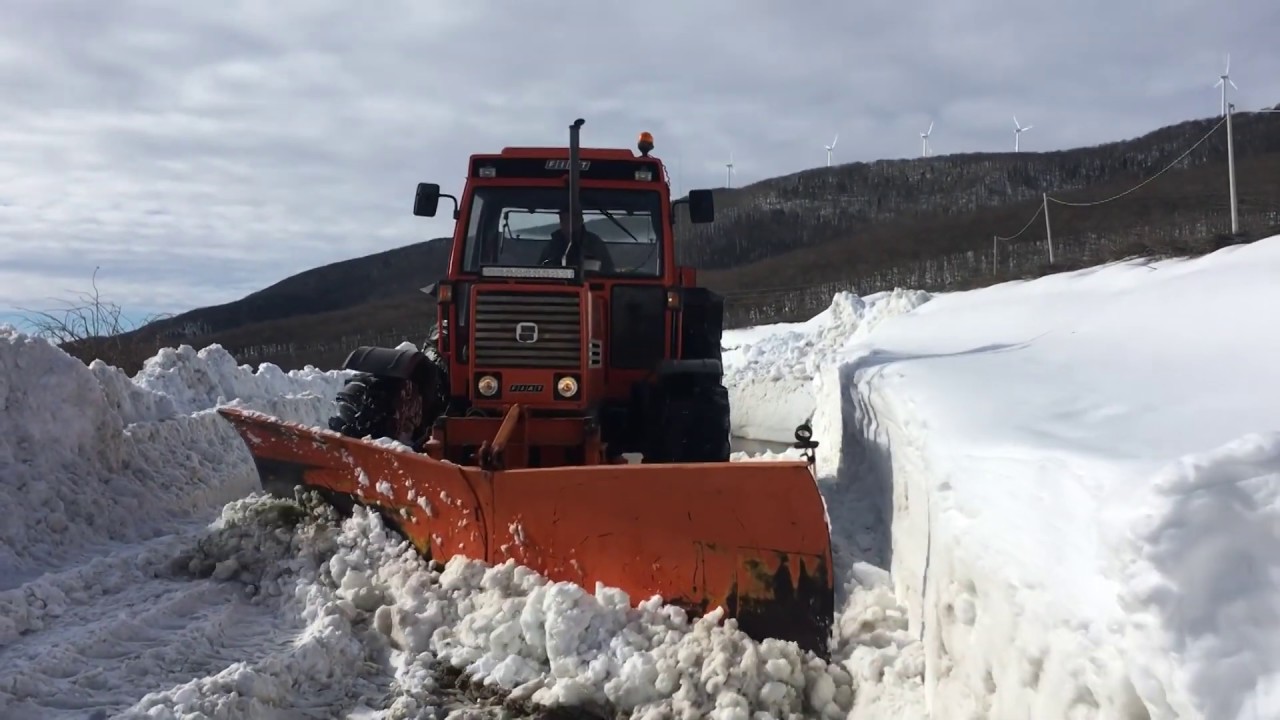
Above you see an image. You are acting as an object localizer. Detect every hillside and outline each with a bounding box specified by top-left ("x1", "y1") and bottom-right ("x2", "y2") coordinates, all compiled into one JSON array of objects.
[
  {"x1": 75, "y1": 111, "x2": 1280, "y2": 371},
  {"x1": 139, "y1": 237, "x2": 452, "y2": 345},
  {"x1": 675, "y1": 112, "x2": 1280, "y2": 270}
]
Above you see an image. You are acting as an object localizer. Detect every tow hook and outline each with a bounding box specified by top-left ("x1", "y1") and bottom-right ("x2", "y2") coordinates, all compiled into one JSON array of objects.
[{"x1": 793, "y1": 421, "x2": 819, "y2": 467}]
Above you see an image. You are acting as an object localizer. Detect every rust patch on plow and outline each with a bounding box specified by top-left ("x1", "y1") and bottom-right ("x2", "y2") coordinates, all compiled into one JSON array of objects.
[{"x1": 728, "y1": 548, "x2": 833, "y2": 657}]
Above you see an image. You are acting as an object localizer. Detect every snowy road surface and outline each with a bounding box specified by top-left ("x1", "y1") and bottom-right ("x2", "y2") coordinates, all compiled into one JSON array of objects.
[{"x1": 4, "y1": 235, "x2": 1279, "y2": 718}]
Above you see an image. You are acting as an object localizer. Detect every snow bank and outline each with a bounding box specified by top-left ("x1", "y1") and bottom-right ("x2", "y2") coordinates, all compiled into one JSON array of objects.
[
  {"x1": 721, "y1": 289, "x2": 930, "y2": 443},
  {"x1": 808, "y1": 237, "x2": 1280, "y2": 718},
  {"x1": 0, "y1": 330, "x2": 348, "y2": 586}
]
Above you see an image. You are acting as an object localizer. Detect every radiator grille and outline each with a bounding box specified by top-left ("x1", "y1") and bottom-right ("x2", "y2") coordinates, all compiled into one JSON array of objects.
[{"x1": 473, "y1": 292, "x2": 582, "y2": 368}]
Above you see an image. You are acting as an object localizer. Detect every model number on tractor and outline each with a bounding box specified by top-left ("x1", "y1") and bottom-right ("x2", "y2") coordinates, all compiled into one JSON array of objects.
[
  {"x1": 545, "y1": 159, "x2": 590, "y2": 170},
  {"x1": 509, "y1": 383, "x2": 544, "y2": 392}
]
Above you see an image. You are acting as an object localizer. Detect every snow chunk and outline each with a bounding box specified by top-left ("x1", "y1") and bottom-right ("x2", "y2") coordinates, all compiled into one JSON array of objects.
[
  {"x1": 318, "y1": 508, "x2": 890, "y2": 718},
  {"x1": 1118, "y1": 432, "x2": 1280, "y2": 720}
]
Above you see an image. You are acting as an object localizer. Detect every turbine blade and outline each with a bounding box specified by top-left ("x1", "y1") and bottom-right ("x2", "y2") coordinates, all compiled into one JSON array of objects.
[{"x1": 1230, "y1": 79, "x2": 1239, "y2": 90}]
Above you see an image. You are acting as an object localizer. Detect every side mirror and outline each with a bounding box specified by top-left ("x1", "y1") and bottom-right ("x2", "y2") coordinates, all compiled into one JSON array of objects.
[
  {"x1": 414, "y1": 183, "x2": 441, "y2": 217},
  {"x1": 687, "y1": 189, "x2": 715, "y2": 224}
]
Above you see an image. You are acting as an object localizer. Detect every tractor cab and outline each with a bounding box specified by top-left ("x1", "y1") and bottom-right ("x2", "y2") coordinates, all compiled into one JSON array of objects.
[
  {"x1": 454, "y1": 185, "x2": 658, "y2": 278},
  {"x1": 413, "y1": 134, "x2": 713, "y2": 284}
]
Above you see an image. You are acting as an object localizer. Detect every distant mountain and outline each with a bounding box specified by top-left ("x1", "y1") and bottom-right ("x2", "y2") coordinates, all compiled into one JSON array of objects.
[
  {"x1": 93, "y1": 110, "x2": 1280, "y2": 372},
  {"x1": 124, "y1": 238, "x2": 451, "y2": 345}
]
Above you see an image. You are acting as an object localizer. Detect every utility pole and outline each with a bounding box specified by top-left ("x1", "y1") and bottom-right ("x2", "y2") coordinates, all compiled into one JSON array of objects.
[
  {"x1": 1042, "y1": 193, "x2": 1054, "y2": 264},
  {"x1": 1226, "y1": 102, "x2": 1238, "y2": 235}
]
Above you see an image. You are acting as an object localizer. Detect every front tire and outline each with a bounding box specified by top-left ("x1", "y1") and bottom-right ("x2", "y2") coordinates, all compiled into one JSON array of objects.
[
  {"x1": 643, "y1": 375, "x2": 732, "y2": 463},
  {"x1": 328, "y1": 354, "x2": 448, "y2": 448}
]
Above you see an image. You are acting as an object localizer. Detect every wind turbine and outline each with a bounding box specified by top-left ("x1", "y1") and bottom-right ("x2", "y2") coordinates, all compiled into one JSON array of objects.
[
  {"x1": 1215, "y1": 54, "x2": 1238, "y2": 117},
  {"x1": 920, "y1": 121, "x2": 933, "y2": 157},
  {"x1": 1013, "y1": 115, "x2": 1033, "y2": 152},
  {"x1": 825, "y1": 133, "x2": 838, "y2": 167},
  {"x1": 725, "y1": 150, "x2": 734, "y2": 188}
]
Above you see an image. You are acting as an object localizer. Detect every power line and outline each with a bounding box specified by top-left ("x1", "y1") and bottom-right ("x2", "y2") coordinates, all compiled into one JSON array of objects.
[
  {"x1": 990, "y1": 114, "x2": 1237, "y2": 265},
  {"x1": 1046, "y1": 116, "x2": 1227, "y2": 208},
  {"x1": 731, "y1": 114, "x2": 1253, "y2": 309},
  {"x1": 995, "y1": 202, "x2": 1044, "y2": 242}
]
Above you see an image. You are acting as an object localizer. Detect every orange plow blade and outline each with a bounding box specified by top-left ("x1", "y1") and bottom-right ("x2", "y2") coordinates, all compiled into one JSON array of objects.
[{"x1": 217, "y1": 407, "x2": 835, "y2": 656}]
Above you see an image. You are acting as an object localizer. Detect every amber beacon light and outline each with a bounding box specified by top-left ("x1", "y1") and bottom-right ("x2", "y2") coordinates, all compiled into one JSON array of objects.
[{"x1": 638, "y1": 131, "x2": 654, "y2": 156}]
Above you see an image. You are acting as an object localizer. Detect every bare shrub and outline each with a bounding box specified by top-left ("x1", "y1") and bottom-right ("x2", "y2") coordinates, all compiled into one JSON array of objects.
[{"x1": 15, "y1": 267, "x2": 171, "y2": 372}]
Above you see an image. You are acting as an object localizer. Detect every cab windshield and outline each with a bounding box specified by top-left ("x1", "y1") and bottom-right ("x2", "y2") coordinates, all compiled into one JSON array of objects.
[{"x1": 460, "y1": 186, "x2": 663, "y2": 277}]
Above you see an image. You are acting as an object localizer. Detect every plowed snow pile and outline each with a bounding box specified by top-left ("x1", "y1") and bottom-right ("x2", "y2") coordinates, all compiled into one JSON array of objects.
[
  {"x1": 0, "y1": 335, "x2": 346, "y2": 582},
  {"x1": 722, "y1": 288, "x2": 930, "y2": 443},
  {"x1": 0, "y1": 333, "x2": 364, "y2": 718},
  {"x1": 788, "y1": 237, "x2": 1280, "y2": 719}
]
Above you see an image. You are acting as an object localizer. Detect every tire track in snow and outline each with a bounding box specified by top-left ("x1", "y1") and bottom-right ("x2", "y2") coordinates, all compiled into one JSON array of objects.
[
  {"x1": 0, "y1": 579, "x2": 298, "y2": 718},
  {"x1": 0, "y1": 515, "x2": 315, "y2": 719},
  {"x1": 0, "y1": 500, "x2": 392, "y2": 720},
  {"x1": 0, "y1": 524, "x2": 205, "y2": 649}
]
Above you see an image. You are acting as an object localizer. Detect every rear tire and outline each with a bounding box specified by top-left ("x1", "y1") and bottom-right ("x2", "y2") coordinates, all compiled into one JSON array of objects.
[
  {"x1": 643, "y1": 375, "x2": 732, "y2": 463},
  {"x1": 328, "y1": 353, "x2": 448, "y2": 448}
]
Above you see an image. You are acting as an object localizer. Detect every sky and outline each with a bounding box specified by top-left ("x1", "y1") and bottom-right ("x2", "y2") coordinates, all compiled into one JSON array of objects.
[{"x1": 1, "y1": 0, "x2": 1277, "y2": 330}]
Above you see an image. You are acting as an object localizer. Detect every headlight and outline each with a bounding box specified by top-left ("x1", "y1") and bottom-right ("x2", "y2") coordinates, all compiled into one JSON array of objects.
[
  {"x1": 477, "y1": 375, "x2": 499, "y2": 396},
  {"x1": 556, "y1": 376, "x2": 579, "y2": 397}
]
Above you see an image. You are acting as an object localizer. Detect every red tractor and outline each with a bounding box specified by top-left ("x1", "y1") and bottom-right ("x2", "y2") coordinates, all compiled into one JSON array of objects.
[{"x1": 218, "y1": 119, "x2": 834, "y2": 656}]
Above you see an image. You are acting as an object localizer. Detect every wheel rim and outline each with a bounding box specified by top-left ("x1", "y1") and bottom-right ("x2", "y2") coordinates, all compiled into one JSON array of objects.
[{"x1": 390, "y1": 379, "x2": 425, "y2": 446}]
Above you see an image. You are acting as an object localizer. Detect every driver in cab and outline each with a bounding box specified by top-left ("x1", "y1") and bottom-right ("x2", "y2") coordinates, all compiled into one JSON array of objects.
[{"x1": 537, "y1": 205, "x2": 615, "y2": 273}]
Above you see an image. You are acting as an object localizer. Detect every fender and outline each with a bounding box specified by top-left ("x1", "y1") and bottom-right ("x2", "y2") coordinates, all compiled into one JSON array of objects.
[
  {"x1": 655, "y1": 358, "x2": 723, "y2": 378},
  {"x1": 340, "y1": 345, "x2": 430, "y2": 380}
]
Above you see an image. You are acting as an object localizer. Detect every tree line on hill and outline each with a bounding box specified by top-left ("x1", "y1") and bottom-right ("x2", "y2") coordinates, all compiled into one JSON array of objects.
[{"x1": 678, "y1": 113, "x2": 1280, "y2": 276}]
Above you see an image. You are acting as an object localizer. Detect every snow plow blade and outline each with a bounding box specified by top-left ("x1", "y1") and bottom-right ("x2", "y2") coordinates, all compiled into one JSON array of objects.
[{"x1": 217, "y1": 407, "x2": 835, "y2": 656}]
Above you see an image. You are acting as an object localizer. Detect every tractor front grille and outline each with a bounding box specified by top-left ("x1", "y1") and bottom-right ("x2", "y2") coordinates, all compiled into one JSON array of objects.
[{"x1": 472, "y1": 291, "x2": 582, "y2": 368}]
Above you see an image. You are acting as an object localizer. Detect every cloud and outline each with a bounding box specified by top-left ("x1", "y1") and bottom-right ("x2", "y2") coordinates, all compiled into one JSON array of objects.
[{"x1": 2, "y1": 0, "x2": 1277, "y2": 320}]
